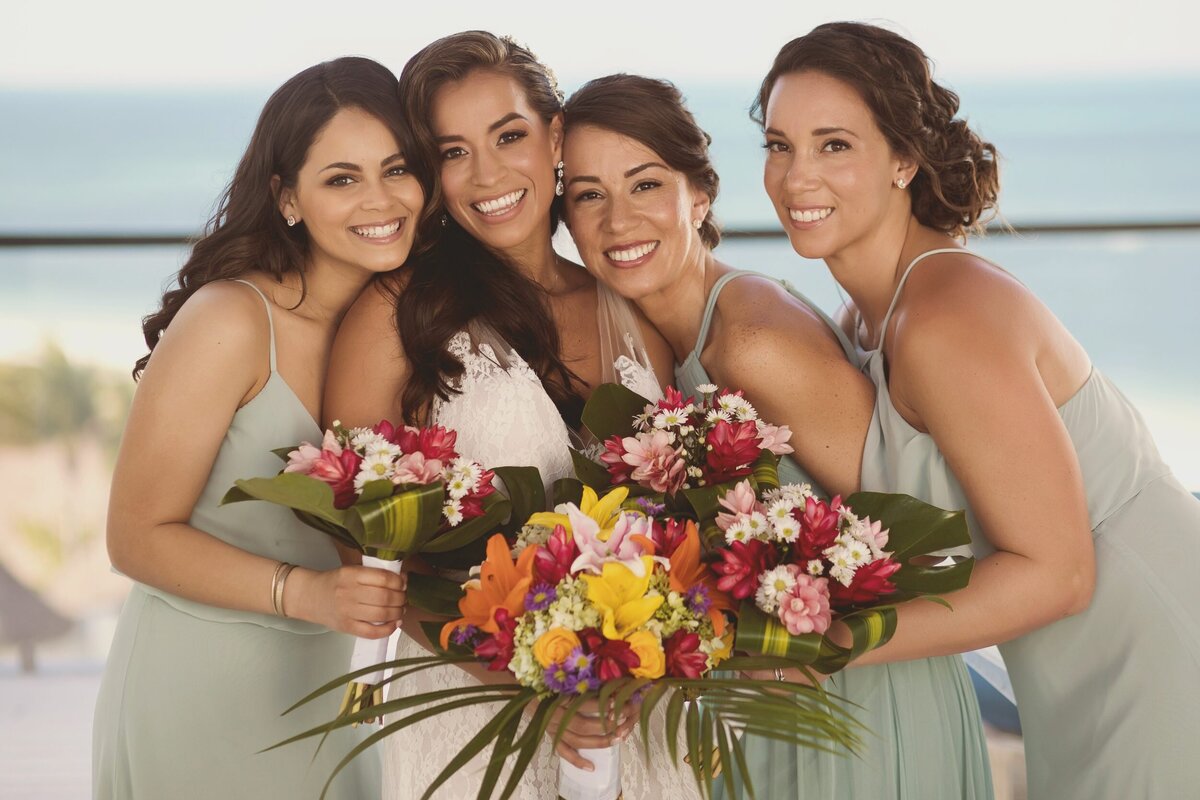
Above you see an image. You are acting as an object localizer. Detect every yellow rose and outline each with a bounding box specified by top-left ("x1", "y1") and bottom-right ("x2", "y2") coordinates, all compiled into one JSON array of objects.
[
  {"x1": 626, "y1": 630, "x2": 665, "y2": 679},
  {"x1": 533, "y1": 628, "x2": 582, "y2": 668}
]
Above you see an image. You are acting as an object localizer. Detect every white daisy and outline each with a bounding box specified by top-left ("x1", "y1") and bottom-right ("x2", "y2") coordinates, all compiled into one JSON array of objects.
[
  {"x1": 767, "y1": 499, "x2": 797, "y2": 523},
  {"x1": 443, "y1": 498, "x2": 464, "y2": 527},
  {"x1": 350, "y1": 428, "x2": 383, "y2": 451},
  {"x1": 354, "y1": 452, "x2": 395, "y2": 491},
  {"x1": 755, "y1": 566, "x2": 798, "y2": 614},
  {"x1": 716, "y1": 394, "x2": 756, "y2": 421},
  {"x1": 830, "y1": 564, "x2": 856, "y2": 586},
  {"x1": 705, "y1": 408, "x2": 732, "y2": 425},
  {"x1": 695, "y1": 383, "x2": 718, "y2": 395},
  {"x1": 843, "y1": 539, "x2": 873, "y2": 567},
  {"x1": 744, "y1": 512, "x2": 771, "y2": 540},
  {"x1": 724, "y1": 520, "x2": 752, "y2": 544},
  {"x1": 445, "y1": 475, "x2": 471, "y2": 500},
  {"x1": 654, "y1": 408, "x2": 688, "y2": 429},
  {"x1": 806, "y1": 560, "x2": 825, "y2": 576},
  {"x1": 772, "y1": 517, "x2": 801, "y2": 543}
]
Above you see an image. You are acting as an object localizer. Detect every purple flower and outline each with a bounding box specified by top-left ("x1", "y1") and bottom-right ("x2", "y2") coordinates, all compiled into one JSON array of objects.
[
  {"x1": 450, "y1": 624, "x2": 479, "y2": 647},
  {"x1": 565, "y1": 669, "x2": 600, "y2": 695},
  {"x1": 635, "y1": 497, "x2": 667, "y2": 517},
  {"x1": 524, "y1": 582, "x2": 558, "y2": 612},
  {"x1": 544, "y1": 662, "x2": 574, "y2": 694},
  {"x1": 685, "y1": 584, "x2": 712, "y2": 615}
]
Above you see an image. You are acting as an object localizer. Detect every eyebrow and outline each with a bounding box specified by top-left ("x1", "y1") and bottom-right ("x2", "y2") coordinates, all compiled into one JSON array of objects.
[
  {"x1": 435, "y1": 112, "x2": 529, "y2": 145},
  {"x1": 763, "y1": 126, "x2": 858, "y2": 138},
  {"x1": 565, "y1": 161, "x2": 669, "y2": 188},
  {"x1": 319, "y1": 153, "x2": 404, "y2": 173}
]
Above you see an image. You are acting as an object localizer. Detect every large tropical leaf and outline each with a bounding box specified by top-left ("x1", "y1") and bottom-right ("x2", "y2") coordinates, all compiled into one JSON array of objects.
[
  {"x1": 419, "y1": 492, "x2": 510, "y2": 554},
  {"x1": 581, "y1": 382, "x2": 650, "y2": 441},
  {"x1": 491, "y1": 466, "x2": 546, "y2": 531},
  {"x1": 345, "y1": 481, "x2": 446, "y2": 559},
  {"x1": 222, "y1": 473, "x2": 348, "y2": 529},
  {"x1": 570, "y1": 448, "x2": 613, "y2": 492},
  {"x1": 406, "y1": 572, "x2": 464, "y2": 617}
]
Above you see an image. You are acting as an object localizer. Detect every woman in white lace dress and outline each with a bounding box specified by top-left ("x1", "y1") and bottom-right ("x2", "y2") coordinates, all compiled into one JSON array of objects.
[{"x1": 324, "y1": 31, "x2": 701, "y2": 800}]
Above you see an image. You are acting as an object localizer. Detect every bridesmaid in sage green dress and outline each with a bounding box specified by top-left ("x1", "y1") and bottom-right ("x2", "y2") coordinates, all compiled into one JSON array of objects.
[
  {"x1": 758, "y1": 23, "x2": 1200, "y2": 800},
  {"x1": 561, "y1": 74, "x2": 994, "y2": 799},
  {"x1": 92, "y1": 58, "x2": 426, "y2": 798}
]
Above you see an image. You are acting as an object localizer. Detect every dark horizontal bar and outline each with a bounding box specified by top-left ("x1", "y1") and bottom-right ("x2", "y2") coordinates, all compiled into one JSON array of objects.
[{"x1": 1, "y1": 219, "x2": 1199, "y2": 248}]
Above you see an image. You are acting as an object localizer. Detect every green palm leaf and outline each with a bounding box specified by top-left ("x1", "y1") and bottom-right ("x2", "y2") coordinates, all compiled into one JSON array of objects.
[{"x1": 582, "y1": 382, "x2": 650, "y2": 440}]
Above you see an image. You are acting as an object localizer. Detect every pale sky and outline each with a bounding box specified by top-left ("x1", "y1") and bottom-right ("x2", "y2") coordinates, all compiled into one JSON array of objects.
[{"x1": 4, "y1": 0, "x2": 1199, "y2": 89}]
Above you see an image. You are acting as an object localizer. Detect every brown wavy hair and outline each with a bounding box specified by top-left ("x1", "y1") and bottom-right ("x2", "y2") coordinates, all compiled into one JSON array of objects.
[
  {"x1": 134, "y1": 57, "x2": 434, "y2": 378},
  {"x1": 754, "y1": 22, "x2": 1000, "y2": 238},
  {"x1": 563, "y1": 74, "x2": 722, "y2": 249},
  {"x1": 391, "y1": 31, "x2": 584, "y2": 425}
]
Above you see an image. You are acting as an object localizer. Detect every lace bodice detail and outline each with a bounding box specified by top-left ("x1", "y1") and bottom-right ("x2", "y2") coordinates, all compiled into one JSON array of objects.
[{"x1": 431, "y1": 330, "x2": 575, "y2": 486}]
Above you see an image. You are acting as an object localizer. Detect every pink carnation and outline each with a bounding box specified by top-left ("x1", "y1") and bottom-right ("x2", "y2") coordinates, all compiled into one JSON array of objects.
[
  {"x1": 778, "y1": 574, "x2": 832, "y2": 636},
  {"x1": 756, "y1": 421, "x2": 795, "y2": 456},
  {"x1": 622, "y1": 431, "x2": 686, "y2": 494},
  {"x1": 715, "y1": 480, "x2": 760, "y2": 532},
  {"x1": 392, "y1": 452, "x2": 444, "y2": 485}
]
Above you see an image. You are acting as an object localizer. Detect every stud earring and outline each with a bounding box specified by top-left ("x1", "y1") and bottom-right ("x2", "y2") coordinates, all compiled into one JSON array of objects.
[
  {"x1": 895, "y1": 178, "x2": 907, "y2": 189},
  {"x1": 693, "y1": 218, "x2": 702, "y2": 230},
  {"x1": 286, "y1": 215, "x2": 296, "y2": 227},
  {"x1": 555, "y1": 160, "x2": 565, "y2": 197}
]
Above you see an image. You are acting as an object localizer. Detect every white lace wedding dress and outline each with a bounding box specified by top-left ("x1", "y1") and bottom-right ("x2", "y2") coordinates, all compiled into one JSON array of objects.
[{"x1": 382, "y1": 296, "x2": 702, "y2": 799}]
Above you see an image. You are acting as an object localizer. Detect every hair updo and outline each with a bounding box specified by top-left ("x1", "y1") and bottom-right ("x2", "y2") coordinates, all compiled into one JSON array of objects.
[
  {"x1": 754, "y1": 22, "x2": 1000, "y2": 238},
  {"x1": 563, "y1": 74, "x2": 721, "y2": 249}
]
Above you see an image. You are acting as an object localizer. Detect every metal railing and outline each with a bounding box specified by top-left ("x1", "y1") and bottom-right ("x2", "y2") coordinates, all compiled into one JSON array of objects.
[{"x1": 1, "y1": 219, "x2": 1198, "y2": 248}]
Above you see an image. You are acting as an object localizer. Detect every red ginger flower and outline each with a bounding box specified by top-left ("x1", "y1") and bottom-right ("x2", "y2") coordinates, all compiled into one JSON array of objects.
[
  {"x1": 704, "y1": 419, "x2": 762, "y2": 484},
  {"x1": 664, "y1": 630, "x2": 708, "y2": 679},
  {"x1": 712, "y1": 538, "x2": 778, "y2": 600},
  {"x1": 657, "y1": 386, "x2": 693, "y2": 412},
  {"x1": 474, "y1": 608, "x2": 519, "y2": 671},
  {"x1": 578, "y1": 628, "x2": 641, "y2": 681},
  {"x1": 793, "y1": 496, "x2": 844, "y2": 561},
  {"x1": 600, "y1": 436, "x2": 634, "y2": 484},
  {"x1": 533, "y1": 524, "x2": 579, "y2": 585},
  {"x1": 310, "y1": 448, "x2": 362, "y2": 509},
  {"x1": 393, "y1": 424, "x2": 459, "y2": 462},
  {"x1": 828, "y1": 557, "x2": 902, "y2": 607}
]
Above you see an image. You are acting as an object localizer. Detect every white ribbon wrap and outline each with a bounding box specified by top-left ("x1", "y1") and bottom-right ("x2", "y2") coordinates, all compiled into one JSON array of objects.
[
  {"x1": 558, "y1": 744, "x2": 621, "y2": 800},
  {"x1": 348, "y1": 555, "x2": 403, "y2": 686}
]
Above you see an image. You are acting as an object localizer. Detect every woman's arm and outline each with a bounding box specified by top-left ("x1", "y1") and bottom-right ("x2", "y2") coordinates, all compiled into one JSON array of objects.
[
  {"x1": 841, "y1": 268, "x2": 1094, "y2": 665},
  {"x1": 107, "y1": 281, "x2": 404, "y2": 638},
  {"x1": 709, "y1": 277, "x2": 875, "y2": 497}
]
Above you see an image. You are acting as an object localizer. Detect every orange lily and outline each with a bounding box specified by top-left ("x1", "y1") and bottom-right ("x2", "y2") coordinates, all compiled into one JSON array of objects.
[
  {"x1": 668, "y1": 521, "x2": 733, "y2": 637},
  {"x1": 441, "y1": 534, "x2": 536, "y2": 648}
]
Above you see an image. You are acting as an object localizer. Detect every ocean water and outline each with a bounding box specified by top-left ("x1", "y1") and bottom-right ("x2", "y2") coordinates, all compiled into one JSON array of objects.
[{"x1": 0, "y1": 79, "x2": 1198, "y2": 487}]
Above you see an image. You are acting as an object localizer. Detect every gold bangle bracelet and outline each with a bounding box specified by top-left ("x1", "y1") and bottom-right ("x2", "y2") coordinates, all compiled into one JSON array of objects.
[{"x1": 270, "y1": 561, "x2": 295, "y2": 617}]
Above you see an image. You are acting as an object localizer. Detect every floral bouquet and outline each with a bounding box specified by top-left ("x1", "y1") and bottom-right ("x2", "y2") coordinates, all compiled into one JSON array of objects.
[
  {"x1": 272, "y1": 486, "x2": 865, "y2": 800},
  {"x1": 578, "y1": 382, "x2": 975, "y2": 674},
  {"x1": 222, "y1": 419, "x2": 540, "y2": 721}
]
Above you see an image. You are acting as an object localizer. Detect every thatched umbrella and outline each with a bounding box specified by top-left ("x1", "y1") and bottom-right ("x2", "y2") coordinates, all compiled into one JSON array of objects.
[{"x1": 0, "y1": 562, "x2": 72, "y2": 672}]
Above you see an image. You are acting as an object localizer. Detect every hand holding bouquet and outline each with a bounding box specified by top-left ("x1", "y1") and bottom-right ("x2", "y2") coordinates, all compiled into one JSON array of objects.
[{"x1": 223, "y1": 419, "x2": 522, "y2": 721}]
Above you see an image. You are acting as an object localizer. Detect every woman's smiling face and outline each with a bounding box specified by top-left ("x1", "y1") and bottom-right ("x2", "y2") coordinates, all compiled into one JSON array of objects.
[
  {"x1": 432, "y1": 69, "x2": 562, "y2": 255},
  {"x1": 563, "y1": 124, "x2": 709, "y2": 301},
  {"x1": 762, "y1": 70, "x2": 911, "y2": 261}
]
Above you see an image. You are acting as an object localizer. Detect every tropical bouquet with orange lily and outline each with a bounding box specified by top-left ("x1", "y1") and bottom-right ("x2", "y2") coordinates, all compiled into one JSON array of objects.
[
  {"x1": 271, "y1": 484, "x2": 864, "y2": 800},
  {"x1": 221, "y1": 419, "x2": 542, "y2": 722}
]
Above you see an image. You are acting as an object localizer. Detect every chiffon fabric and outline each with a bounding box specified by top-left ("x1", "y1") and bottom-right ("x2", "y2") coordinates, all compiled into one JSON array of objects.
[
  {"x1": 675, "y1": 270, "x2": 994, "y2": 800},
  {"x1": 857, "y1": 249, "x2": 1200, "y2": 800},
  {"x1": 92, "y1": 280, "x2": 379, "y2": 799}
]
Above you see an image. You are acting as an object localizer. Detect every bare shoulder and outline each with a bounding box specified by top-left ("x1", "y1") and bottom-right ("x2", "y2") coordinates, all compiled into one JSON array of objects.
[
  {"x1": 340, "y1": 277, "x2": 403, "y2": 343},
  {"x1": 152, "y1": 280, "x2": 271, "y2": 369},
  {"x1": 709, "y1": 273, "x2": 846, "y2": 374}
]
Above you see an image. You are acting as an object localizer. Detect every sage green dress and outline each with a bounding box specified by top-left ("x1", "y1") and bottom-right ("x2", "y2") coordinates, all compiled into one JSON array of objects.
[
  {"x1": 92, "y1": 281, "x2": 381, "y2": 799},
  {"x1": 678, "y1": 271, "x2": 993, "y2": 799},
  {"x1": 857, "y1": 249, "x2": 1200, "y2": 800}
]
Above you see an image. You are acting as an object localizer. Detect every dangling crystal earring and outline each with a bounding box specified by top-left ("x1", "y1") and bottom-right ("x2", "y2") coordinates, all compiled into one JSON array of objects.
[
  {"x1": 555, "y1": 160, "x2": 565, "y2": 197},
  {"x1": 440, "y1": 214, "x2": 448, "y2": 227},
  {"x1": 286, "y1": 215, "x2": 296, "y2": 227},
  {"x1": 895, "y1": 178, "x2": 907, "y2": 189}
]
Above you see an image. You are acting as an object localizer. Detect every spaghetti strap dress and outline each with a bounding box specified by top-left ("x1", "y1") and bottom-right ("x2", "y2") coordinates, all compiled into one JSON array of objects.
[
  {"x1": 676, "y1": 270, "x2": 993, "y2": 799},
  {"x1": 92, "y1": 280, "x2": 381, "y2": 799},
  {"x1": 857, "y1": 248, "x2": 1200, "y2": 800}
]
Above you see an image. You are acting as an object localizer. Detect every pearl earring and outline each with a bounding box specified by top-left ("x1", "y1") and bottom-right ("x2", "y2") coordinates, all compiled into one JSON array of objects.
[
  {"x1": 555, "y1": 160, "x2": 565, "y2": 197},
  {"x1": 693, "y1": 218, "x2": 702, "y2": 230},
  {"x1": 286, "y1": 215, "x2": 296, "y2": 227},
  {"x1": 895, "y1": 178, "x2": 907, "y2": 189}
]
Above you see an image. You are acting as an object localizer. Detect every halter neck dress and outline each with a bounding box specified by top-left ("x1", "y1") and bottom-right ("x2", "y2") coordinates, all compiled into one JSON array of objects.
[
  {"x1": 676, "y1": 270, "x2": 994, "y2": 799},
  {"x1": 93, "y1": 280, "x2": 380, "y2": 799},
  {"x1": 857, "y1": 249, "x2": 1200, "y2": 800}
]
